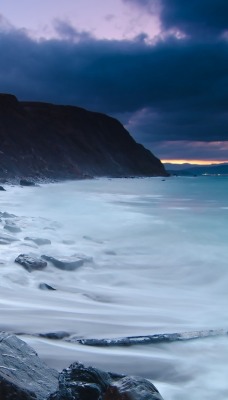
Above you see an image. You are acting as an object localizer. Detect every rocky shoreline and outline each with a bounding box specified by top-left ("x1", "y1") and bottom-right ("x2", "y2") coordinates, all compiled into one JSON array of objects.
[{"x1": 0, "y1": 332, "x2": 164, "y2": 400}]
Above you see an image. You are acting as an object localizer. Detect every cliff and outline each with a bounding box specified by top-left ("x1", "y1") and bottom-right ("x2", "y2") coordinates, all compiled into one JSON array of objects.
[{"x1": 0, "y1": 94, "x2": 167, "y2": 180}]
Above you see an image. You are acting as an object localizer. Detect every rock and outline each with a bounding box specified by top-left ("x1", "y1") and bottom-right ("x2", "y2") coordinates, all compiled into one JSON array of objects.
[
  {"x1": 39, "y1": 283, "x2": 56, "y2": 291},
  {"x1": 38, "y1": 332, "x2": 70, "y2": 340},
  {"x1": 15, "y1": 254, "x2": 47, "y2": 272},
  {"x1": 0, "y1": 186, "x2": 6, "y2": 191},
  {"x1": 25, "y1": 237, "x2": 51, "y2": 245},
  {"x1": 48, "y1": 362, "x2": 164, "y2": 400},
  {"x1": 41, "y1": 254, "x2": 92, "y2": 271},
  {"x1": 0, "y1": 332, "x2": 58, "y2": 400},
  {"x1": 0, "y1": 212, "x2": 16, "y2": 218},
  {"x1": 105, "y1": 375, "x2": 164, "y2": 400},
  {"x1": 4, "y1": 222, "x2": 22, "y2": 233},
  {"x1": 20, "y1": 179, "x2": 36, "y2": 186},
  {"x1": 76, "y1": 329, "x2": 226, "y2": 347}
]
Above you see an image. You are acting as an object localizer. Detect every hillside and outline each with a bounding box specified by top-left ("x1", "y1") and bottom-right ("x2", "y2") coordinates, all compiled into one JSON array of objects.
[{"x1": 0, "y1": 94, "x2": 167, "y2": 181}]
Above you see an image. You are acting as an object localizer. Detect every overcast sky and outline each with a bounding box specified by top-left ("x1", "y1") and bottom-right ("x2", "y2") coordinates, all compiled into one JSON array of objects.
[{"x1": 0, "y1": 0, "x2": 227, "y2": 162}]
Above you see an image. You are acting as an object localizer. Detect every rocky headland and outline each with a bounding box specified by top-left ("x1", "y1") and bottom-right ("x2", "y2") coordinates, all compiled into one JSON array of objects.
[{"x1": 0, "y1": 93, "x2": 167, "y2": 183}]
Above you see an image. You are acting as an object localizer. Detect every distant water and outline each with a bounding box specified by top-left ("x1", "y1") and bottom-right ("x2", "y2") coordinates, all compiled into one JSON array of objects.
[{"x1": 0, "y1": 176, "x2": 228, "y2": 400}]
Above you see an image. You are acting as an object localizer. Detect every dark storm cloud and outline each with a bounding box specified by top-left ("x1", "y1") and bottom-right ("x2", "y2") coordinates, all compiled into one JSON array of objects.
[
  {"x1": 123, "y1": 0, "x2": 228, "y2": 37},
  {"x1": 0, "y1": 18, "x2": 227, "y2": 147}
]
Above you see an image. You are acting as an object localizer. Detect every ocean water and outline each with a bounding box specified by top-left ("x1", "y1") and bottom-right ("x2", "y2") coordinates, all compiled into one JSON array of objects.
[{"x1": 0, "y1": 176, "x2": 227, "y2": 399}]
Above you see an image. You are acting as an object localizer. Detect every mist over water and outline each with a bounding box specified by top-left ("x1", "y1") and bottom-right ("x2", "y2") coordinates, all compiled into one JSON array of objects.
[{"x1": 0, "y1": 176, "x2": 228, "y2": 399}]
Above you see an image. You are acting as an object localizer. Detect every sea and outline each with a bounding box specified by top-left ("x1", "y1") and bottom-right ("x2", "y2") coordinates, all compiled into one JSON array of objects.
[{"x1": 0, "y1": 176, "x2": 227, "y2": 400}]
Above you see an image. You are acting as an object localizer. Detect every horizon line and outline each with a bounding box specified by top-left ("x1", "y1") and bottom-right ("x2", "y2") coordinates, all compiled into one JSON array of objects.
[{"x1": 161, "y1": 159, "x2": 228, "y2": 165}]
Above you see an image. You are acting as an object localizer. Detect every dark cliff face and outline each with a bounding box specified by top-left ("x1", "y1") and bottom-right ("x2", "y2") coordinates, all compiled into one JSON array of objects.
[{"x1": 0, "y1": 94, "x2": 167, "y2": 180}]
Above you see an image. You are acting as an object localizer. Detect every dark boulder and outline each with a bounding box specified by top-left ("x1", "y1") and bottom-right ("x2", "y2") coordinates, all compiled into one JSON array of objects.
[
  {"x1": 0, "y1": 186, "x2": 6, "y2": 191},
  {"x1": 38, "y1": 332, "x2": 70, "y2": 340},
  {"x1": 20, "y1": 179, "x2": 36, "y2": 186},
  {"x1": 15, "y1": 254, "x2": 47, "y2": 272},
  {"x1": 48, "y1": 362, "x2": 164, "y2": 400},
  {"x1": 0, "y1": 332, "x2": 58, "y2": 400},
  {"x1": 41, "y1": 255, "x2": 92, "y2": 271},
  {"x1": 105, "y1": 375, "x2": 164, "y2": 400},
  {"x1": 25, "y1": 237, "x2": 51, "y2": 245}
]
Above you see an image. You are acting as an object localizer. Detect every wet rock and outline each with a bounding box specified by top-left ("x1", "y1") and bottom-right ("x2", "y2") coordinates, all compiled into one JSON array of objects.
[
  {"x1": 41, "y1": 254, "x2": 92, "y2": 271},
  {"x1": 0, "y1": 186, "x2": 6, "y2": 191},
  {"x1": 0, "y1": 212, "x2": 16, "y2": 218},
  {"x1": 105, "y1": 375, "x2": 164, "y2": 400},
  {"x1": 25, "y1": 237, "x2": 51, "y2": 245},
  {"x1": 20, "y1": 179, "x2": 36, "y2": 186},
  {"x1": 15, "y1": 254, "x2": 47, "y2": 272},
  {"x1": 76, "y1": 329, "x2": 226, "y2": 347},
  {"x1": 48, "y1": 362, "x2": 163, "y2": 400},
  {"x1": 0, "y1": 332, "x2": 58, "y2": 400},
  {"x1": 39, "y1": 283, "x2": 56, "y2": 291},
  {"x1": 4, "y1": 222, "x2": 22, "y2": 233},
  {"x1": 38, "y1": 331, "x2": 70, "y2": 340}
]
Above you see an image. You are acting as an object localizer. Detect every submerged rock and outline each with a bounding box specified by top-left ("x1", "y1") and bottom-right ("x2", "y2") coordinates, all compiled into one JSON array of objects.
[
  {"x1": 38, "y1": 331, "x2": 70, "y2": 340},
  {"x1": 41, "y1": 254, "x2": 92, "y2": 271},
  {"x1": 25, "y1": 237, "x2": 51, "y2": 246},
  {"x1": 4, "y1": 222, "x2": 22, "y2": 233},
  {"x1": 15, "y1": 254, "x2": 47, "y2": 272},
  {"x1": 39, "y1": 283, "x2": 56, "y2": 291},
  {"x1": 0, "y1": 212, "x2": 16, "y2": 218},
  {"x1": 0, "y1": 332, "x2": 58, "y2": 400},
  {"x1": 48, "y1": 362, "x2": 163, "y2": 400}
]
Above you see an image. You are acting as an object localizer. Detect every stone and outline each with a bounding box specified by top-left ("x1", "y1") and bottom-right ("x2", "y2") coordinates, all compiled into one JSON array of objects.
[
  {"x1": 0, "y1": 332, "x2": 58, "y2": 400},
  {"x1": 0, "y1": 186, "x2": 6, "y2": 191},
  {"x1": 105, "y1": 375, "x2": 164, "y2": 400},
  {"x1": 38, "y1": 332, "x2": 70, "y2": 340},
  {"x1": 25, "y1": 237, "x2": 51, "y2": 245},
  {"x1": 15, "y1": 254, "x2": 47, "y2": 272},
  {"x1": 39, "y1": 283, "x2": 56, "y2": 290},
  {"x1": 48, "y1": 362, "x2": 164, "y2": 400},
  {"x1": 0, "y1": 212, "x2": 16, "y2": 218},
  {"x1": 4, "y1": 222, "x2": 22, "y2": 233},
  {"x1": 41, "y1": 254, "x2": 92, "y2": 271},
  {"x1": 20, "y1": 179, "x2": 36, "y2": 186}
]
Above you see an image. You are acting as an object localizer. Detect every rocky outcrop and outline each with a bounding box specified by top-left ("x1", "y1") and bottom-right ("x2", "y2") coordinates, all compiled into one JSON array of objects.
[
  {"x1": 0, "y1": 93, "x2": 167, "y2": 180},
  {"x1": 0, "y1": 333, "x2": 164, "y2": 400},
  {"x1": 0, "y1": 332, "x2": 58, "y2": 399},
  {"x1": 48, "y1": 362, "x2": 164, "y2": 400}
]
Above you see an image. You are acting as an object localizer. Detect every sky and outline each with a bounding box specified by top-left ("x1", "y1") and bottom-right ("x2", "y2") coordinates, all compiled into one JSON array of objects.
[{"x1": 0, "y1": 0, "x2": 227, "y2": 163}]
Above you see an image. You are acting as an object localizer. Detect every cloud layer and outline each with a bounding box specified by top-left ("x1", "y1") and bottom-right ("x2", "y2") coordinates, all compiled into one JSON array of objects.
[{"x1": 0, "y1": 4, "x2": 227, "y2": 159}]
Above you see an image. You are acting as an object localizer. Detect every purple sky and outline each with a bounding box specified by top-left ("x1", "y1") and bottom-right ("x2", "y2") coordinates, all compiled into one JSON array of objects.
[{"x1": 0, "y1": 0, "x2": 227, "y2": 162}]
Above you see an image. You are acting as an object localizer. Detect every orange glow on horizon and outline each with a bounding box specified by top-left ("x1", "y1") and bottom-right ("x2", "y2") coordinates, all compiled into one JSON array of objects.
[{"x1": 161, "y1": 159, "x2": 228, "y2": 165}]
